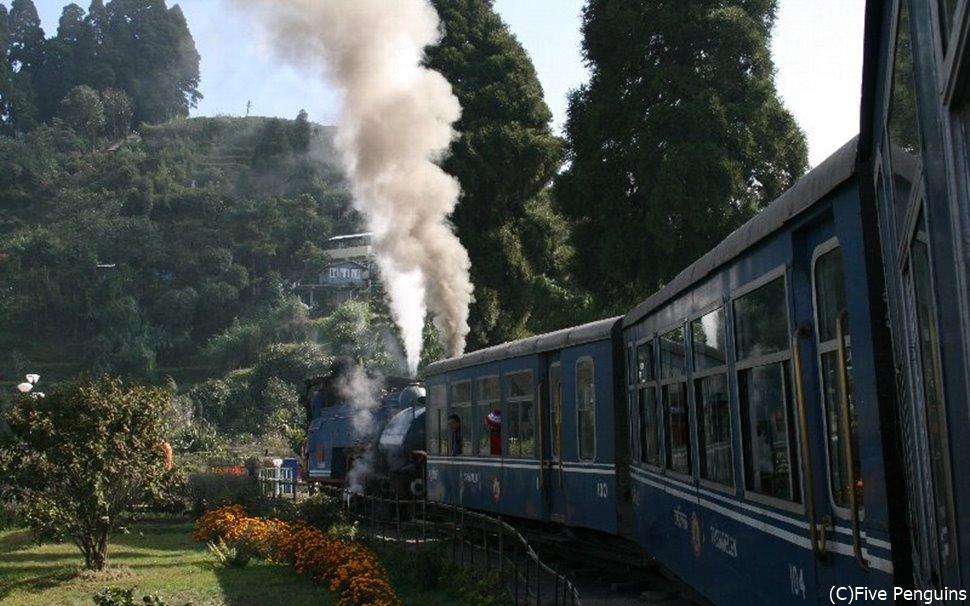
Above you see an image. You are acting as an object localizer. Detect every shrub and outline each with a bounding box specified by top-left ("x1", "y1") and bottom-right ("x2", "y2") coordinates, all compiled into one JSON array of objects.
[
  {"x1": 413, "y1": 544, "x2": 447, "y2": 589},
  {"x1": 140, "y1": 465, "x2": 189, "y2": 514},
  {"x1": 206, "y1": 536, "x2": 252, "y2": 568},
  {"x1": 297, "y1": 492, "x2": 346, "y2": 532},
  {"x1": 91, "y1": 587, "x2": 168, "y2": 606},
  {"x1": 187, "y1": 472, "x2": 258, "y2": 516},
  {"x1": 455, "y1": 569, "x2": 512, "y2": 606},
  {"x1": 0, "y1": 500, "x2": 21, "y2": 530}
]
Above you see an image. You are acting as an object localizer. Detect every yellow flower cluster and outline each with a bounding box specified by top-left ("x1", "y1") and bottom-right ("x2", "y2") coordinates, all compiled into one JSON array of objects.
[{"x1": 194, "y1": 505, "x2": 401, "y2": 606}]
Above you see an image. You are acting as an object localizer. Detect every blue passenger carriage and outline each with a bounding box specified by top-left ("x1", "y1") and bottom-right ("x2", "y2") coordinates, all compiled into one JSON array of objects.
[
  {"x1": 423, "y1": 318, "x2": 631, "y2": 535},
  {"x1": 621, "y1": 139, "x2": 905, "y2": 605}
]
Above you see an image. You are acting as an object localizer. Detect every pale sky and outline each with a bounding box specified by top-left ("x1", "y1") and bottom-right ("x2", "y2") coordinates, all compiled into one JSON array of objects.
[{"x1": 32, "y1": 0, "x2": 864, "y2": 167}]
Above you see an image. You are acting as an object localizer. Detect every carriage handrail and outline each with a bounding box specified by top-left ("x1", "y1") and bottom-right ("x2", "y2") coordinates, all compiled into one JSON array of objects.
[
  {"x1": 836, "y1": 310, "x2": 867, "y2": 570},
  {"x1": 792, "y1": 331, "x2": 830, "y2": 560}
]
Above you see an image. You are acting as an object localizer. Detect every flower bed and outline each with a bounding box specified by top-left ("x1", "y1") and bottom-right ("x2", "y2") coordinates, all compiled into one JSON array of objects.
[{"x1": 194, "y1": 505, "x2": 400, "y2": 606}]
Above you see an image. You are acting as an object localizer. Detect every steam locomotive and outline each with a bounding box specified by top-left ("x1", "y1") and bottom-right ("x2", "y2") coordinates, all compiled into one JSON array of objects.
[
  {"x1": 305, "y1": 2, "x2": 970, "y2": 604},
  {"x1": 301, "y1": 360, "x2": 427, "y2": 499}
]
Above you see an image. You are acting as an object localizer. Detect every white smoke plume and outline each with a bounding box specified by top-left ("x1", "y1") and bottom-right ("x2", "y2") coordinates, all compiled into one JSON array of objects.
[
  {"x1": 336, "y1": 365, "x2": 383, "y2": 436},
  {"x1": 345, "y1": 446, "x2": 374, "y2": 495},
  {"x1": 231, "y1": 0, "x2": 473, "y2": 374},
  {"x1": 336, "y1": 364, "x2": 382, "y2": 494}
]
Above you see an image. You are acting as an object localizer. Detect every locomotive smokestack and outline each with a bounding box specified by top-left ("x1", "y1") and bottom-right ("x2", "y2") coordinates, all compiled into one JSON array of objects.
[{"x1": 232, "y1": 0, "x2": 473, "y2": 374}]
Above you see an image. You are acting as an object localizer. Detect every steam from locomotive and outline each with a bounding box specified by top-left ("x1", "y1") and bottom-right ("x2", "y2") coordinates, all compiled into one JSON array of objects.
[{"x1": 232, "y1": 0, "x2": 474, "y2": 373}]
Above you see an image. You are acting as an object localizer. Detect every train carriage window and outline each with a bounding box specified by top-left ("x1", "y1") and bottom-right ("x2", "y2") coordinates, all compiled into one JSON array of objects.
[
  {"x1": 661, "y1": 327, "x2": 690, "y2": 475},
  {"x1": 478, "y1": 376, "x2": 500, "y2": 456},
  {"x1": 813, "y1": 246, "x2": 863, "y2": 510},
  {"x1": 909, "y1": 212, "x2": 957, "y2": 565},
  {"x1": 450, "y1": 381, "x2": 472, "y2": 456},
  {"x1": 637, "y1": 341, "x2": 661, "y2": 466},
  {"x1": 576, "y1": 359, "x2": 596, "y2": 461},
  {"x1": 734, "y1": 278, "x2": 788, "y2": 359},
  {"x1": 889, "y1": 0, "x2": 923, "y2": 237},
  {"x1": 506, "y1": 371, "x2": 536, "y2": 458},
  {"x1": 692, "y1": 308, "x2": 733, "y2": 486},
  {"x1": 428, "y1": 384, "x2": 448, "y2": 456},
  {"x1": 733, "y1": 276, "x2": 800, "y2": 502}
]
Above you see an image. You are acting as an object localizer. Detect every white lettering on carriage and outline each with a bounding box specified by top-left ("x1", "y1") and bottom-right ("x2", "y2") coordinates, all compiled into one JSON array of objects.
[
  {"x1": 462, "y1": 471, "x2": 480, "y2": 484},
  {"x1": 709, "y1": 524, "x2": 738, "y2": 558},
  {"x1": 673, "y1": 507, "x2": 689, "y2": 531}
]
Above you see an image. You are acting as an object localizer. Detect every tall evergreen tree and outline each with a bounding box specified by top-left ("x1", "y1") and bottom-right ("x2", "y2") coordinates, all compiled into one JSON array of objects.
[
  {"x1": 424, "y1": 0, "x2": 565, "y2": 348},
  {"x1": 556, "y1": 0, "x2": 807, "y2": 312},
  {"x1": 7, "y1": 0, "x2": 43, "y2": 71},
  {"x1": 80, "y1": 0, "x2": 114, "y2": 89},
  {"x1": 31, "y1": 4, "x2": 87, "y2": 123},
  {"x1": 3, "y1": 0, "x2": 44, "y2": 132},
  {"x1": 104, "y1": 0, "x2": 200, "y2": 125}
]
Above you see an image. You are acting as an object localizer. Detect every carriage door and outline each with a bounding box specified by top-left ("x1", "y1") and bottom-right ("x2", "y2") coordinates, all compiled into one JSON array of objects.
[
  {"x1": 544, "y1": 357, "x2": 566, "y2": 523},
  {"x1": 790, "y1": 224, "x2": 851, "y2": 600}
]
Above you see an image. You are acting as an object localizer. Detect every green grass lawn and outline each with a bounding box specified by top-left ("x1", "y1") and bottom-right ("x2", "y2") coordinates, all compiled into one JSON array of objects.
[
  {"x1": 0, "y1": 520, "x2": 336, "y2": 606},
  {"x1": 0, "y1": 518, "x2": 496, "y2": 606}
]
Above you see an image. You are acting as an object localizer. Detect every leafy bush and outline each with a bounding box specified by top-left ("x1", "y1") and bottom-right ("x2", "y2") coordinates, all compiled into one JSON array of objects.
[
  {"x1": 172, "y1": 419, "x2": 227, "y2": 454},
  {"x1": 91, "y1": 587, "x2": 168, "y2": 606},
  {"x1": 187, "y1": 472, "x2": 258, "y2": 516},
  {"x1": 206, "y1": 536, "x2": 252, "y2": 568},
  {"x1": 455, "y1": 569, "x2": 512, "y2": 606},
  {"x1": 0, "y1": 500, "x2": 21, "y2": 530},
  {"x1": 140, "y1": 465, "x2": 189, "y2": 514},
  {"x1": 413, "y1": 544, "x2": 447, "y2": 589},
  {"x1": 296, "y1": 492, "x2": 346, "y2": 532}
]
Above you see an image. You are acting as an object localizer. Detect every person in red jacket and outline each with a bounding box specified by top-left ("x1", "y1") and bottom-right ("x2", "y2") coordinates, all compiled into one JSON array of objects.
[{"x1": 485, "y1": 409, "x2": 502, "y2": 455}]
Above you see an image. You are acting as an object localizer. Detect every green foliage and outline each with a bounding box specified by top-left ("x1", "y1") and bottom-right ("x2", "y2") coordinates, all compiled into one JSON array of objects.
[
  {"x1": 206, "y1": 536, "x2": 252, "y2": 569},
  {"x1": 2, "y1": 0, "x2": 200, "y2": 132},
  {"x1": 455, "y1": 569, "x2": 511, "y2": 606},
  {"x1": 172, "y1": 418, "x2": 226, "y2": 453},
  {"x1": 413, "y1": 544, "x2": 446, "y2": 589},
  {"x1": 91, "y1": 586, "x2": 169, "y2": 606},
  {"x1": 316, "y1": 299, "x2": 404, "y2": 375},
  {"x1": 59, "y1": 84, "x2": 105, "y2": 149},
  {"x1": 296, "y1": 492, "x2": 346, "y2": 532},
  {"x1": 374, "y1": 541, "x2": 512, "y2": 605},
  {"x1": 0, "y1": 500, "x2": 21, "y2": 529},
  {"x1": 186, "y1": 472, "x2": 259, "y2": 516},
  {"x1": 1, "y1": 375, "x2": 172, "y2": 570},
  {"x1": 556, "y1": 0, "x2": 808, "y2": 313},
  {"x1": 0, "y1": 116, "x2": 354, "y2": 390}
]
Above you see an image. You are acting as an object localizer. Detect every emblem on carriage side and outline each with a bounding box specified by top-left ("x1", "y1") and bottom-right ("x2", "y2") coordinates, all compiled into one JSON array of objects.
[
  {"x1": 691, "y1": 511, "x2": 703, "y2": 558},
  {"x1": 492, "y1": 477, "x2": 501, "y2": 501}
]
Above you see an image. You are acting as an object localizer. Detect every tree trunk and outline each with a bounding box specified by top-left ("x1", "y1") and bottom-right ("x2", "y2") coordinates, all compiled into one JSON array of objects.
[{"x1": 80, "y1": 531, "x2": 109, "y2": 570}]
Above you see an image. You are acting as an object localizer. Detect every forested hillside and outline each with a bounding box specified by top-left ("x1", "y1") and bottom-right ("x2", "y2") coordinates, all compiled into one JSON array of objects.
[{"x1": 0, "y1": 112, "x2": 360, "y2": 373}]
